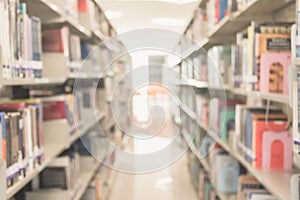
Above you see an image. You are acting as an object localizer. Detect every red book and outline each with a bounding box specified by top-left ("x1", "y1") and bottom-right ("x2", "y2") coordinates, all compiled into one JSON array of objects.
[
  {"x1": 42, "y1": 26, "x2": 70, "y2": 57},
  {"x1": 42, "y1": 101, "x2": 67, "y2": 120},
  {"x1": 253, "y1": 120, "x2": 288, "y2": 168},
  {"x1": 215, "y1": 0, "x2": 220, "y2": 23},
  {"x1": 0, "y1": 102, "x2": 26, "y2": 111},
  {"x1": 78, "y1": 0, "x2": 88, "y2": 12}
]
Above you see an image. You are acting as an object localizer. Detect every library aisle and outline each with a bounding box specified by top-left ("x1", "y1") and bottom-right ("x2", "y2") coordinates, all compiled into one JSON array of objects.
[
  {"x1": 110, "y1": 146, "x2": 198, "y2": 200},
  {"x1": 3, "y1": 0, "x2": 300, "y2": 199}
]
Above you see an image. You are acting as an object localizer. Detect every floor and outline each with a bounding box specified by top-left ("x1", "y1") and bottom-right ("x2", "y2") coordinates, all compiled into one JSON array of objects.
[
  {"x1": 108, "y1": 93, "x2": 198, "y2": 200},
  {"x1": 109, "y1": 153, "x2": 198, "y2": 200}
]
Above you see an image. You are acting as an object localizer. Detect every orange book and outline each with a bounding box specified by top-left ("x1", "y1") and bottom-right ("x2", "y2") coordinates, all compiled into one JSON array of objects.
[{"x1": 253, "y1": 120, "x2": 288, "y2": 168}]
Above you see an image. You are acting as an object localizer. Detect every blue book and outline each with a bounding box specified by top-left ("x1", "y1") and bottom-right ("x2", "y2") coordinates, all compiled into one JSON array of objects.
[
  {"x1": 219, "y1": 0, "x2": 228, "y2": 20},
  {"x1": 0, "y1": 112, "x2": 6, "y2": 160}
]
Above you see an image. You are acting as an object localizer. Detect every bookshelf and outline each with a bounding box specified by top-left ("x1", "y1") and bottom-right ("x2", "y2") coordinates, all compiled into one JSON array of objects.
[
  {"x1": 0, "y1": 0, "x2": 130, "y2": 199},
  {"x1": 73, "y1": 156, "x2": 105, "y2": 200},
  {"x1": 175, "y1": 0, "x2": 297, "y2": 192},
  {"x1": 183, "y1": 0, "x2": 294, "y2": 52},
  {"x1": 6, "y1": 110, "x2": 105, "y2": 199},
  {"x1": 182, "y1": 130, "x2": 236, "y2": 200},
  {"x1": 179, "y1": 99, "x2": 296, "y2": 200}
]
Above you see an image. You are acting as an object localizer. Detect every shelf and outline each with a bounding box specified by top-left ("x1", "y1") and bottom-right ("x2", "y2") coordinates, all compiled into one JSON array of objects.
[
  {"x1": 70, "y1": 111, "x2": 105, "y2": 144},
  {"x1": 208, "y1": 84, "x2": 231, "y2": 91},
  {"x1": 183, "y1": 0, "x2": 293, "y2": 54},
  {"x1": 180, "y1": 103, "x2": 197, "y2": 121},
  {"x1": 2, "y1": 78, "x2": 66, "y2": 86},
  {"x1": 73, "y1": 162, "x2": 101, "y2": 200},
  {"x1": 231, "y1": 88, "x2": 290, "y2": 104},
  {"x1": 180, "y1": 79, "x2": 290, "y2": 104},
  {"x1": 183, "y1": 130, "x2": 236, "y2": 200},
  {"x1": 25, "y1": 0, "x2": 92, "y2": 39},
  {"x1": 294, "y1": 154, "x2": 300, "y2": 169},
  {"x1": 6, "y1": 111, "x2": 105, "y2": 199},
  {"x1": 1, "y1": 73, "x2": 105, "y2": 87},
  {"x1": 206, "y1": 130, "x2": 293, "y2": 200},
  {"x1": 6, "y1": 142, "x2": 67, "y2": 199}
]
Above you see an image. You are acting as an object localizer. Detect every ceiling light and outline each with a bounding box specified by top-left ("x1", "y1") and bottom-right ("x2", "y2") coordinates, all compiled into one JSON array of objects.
[
  {"x1": 160, "y1": 0, "x2": 198, "y2": 5},
  {"x1": 105, "y1": 10, "x2": 123, "y2": 19},
  {"x1": 151, "y1": 17, "x2": 185, "y2": 27}
]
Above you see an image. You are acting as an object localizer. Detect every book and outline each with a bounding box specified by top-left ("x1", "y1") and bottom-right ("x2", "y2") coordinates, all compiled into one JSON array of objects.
[
  {"x1": 0, "y1": 1, "x2": 42, "y2": 79},
  {"x1": 253, "y1": 120, "x2": 288, "y2": 168},
  {"x1": 0, "y1": 99, "x2": 45, "y2": 187},
  {"x1": 262, "y1": 130, "x2": 292, "y2": 171},
  {"x1": 42, "y1": 26, "x2": 70, "y2": 57},
  {"x1": 254, "y1": 23, "x2": 291, "y2": 91},
  {"x1": 260, "y1": 52, "x2": 291, "y2": 94},
  {"x1": 237, "y1": 176, "x2": 263, "y2": 200},
  {"x1": 209, "y1": 98, "x2": 244, "y2": 135},
  {"x1": 215, "y1": 153, "x2": 240, "y2": 193},
  {"x1": 39, "y1": 156, "x2": 71, "y2": 190}
]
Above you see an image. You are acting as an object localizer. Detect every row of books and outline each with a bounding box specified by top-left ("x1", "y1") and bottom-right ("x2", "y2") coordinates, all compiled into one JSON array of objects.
[
  {"x1": 42, "y1": 26, "x2": 82, "y2": 75},
  {"x1": 188, "y1": 148, "x2": 279, "y2": 200},
  {"x1": 0, "y1": 0, "x2": 43, "y2": 79},
  {"x1": 234, "y1": 105, "x2": 292, "y2": 171},
  {"x1": 78, "y1": 0, "x2": 113, "y2": 37},
  {"x1": 1, "y1": 83, "x2": 106, "y2": 189},
  {"x1": 185, "y1": 0, "x2": 252, "y2": 45},
  {"x1": 52, "y1": 0, "x2": 114, "y2": 38},
  {"x1": 26, "y1": 148, "x2": 82, "y2": 199},
  {"x1": 234, "y1": 22, "x2": 291, "y2": 92},
  {"x1": 0, "y1": 0, "x2": 117, "y2": 80},
  {"x1": 208, "y1": 145, "x2": 240, "y2": 194},
  {"x1": 0, "y1": 99, "x2": 44, "y2": 188},
  {"x1": 185, "y1": 22, "x2": 292, "y2": 96},
  {"x1": 195, "y1": 96, "x2": 293, "y2": 172},
  {"x1": 24, "y1": 125, "x2": 112, "y2": 199},
  {"x1": 188, "y1": 140, "x2": 280, "y2": 200}
]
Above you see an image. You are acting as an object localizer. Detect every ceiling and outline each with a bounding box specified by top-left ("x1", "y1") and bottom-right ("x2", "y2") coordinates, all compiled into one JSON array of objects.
[{"x1": 99, "y1": 0, "x2": 200, "y2": 34}]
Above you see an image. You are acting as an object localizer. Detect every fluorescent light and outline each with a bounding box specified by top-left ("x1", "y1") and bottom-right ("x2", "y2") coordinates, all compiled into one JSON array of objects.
[
  {"x1": 151, "y1": 17, "x2": 185, "y2": 27},
  {"x1": 105, "y1": 10, "x2": 123, "y2": 19},
  {"x1": 160, "y1": 0, "x2": 198, "y2": 4}
]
